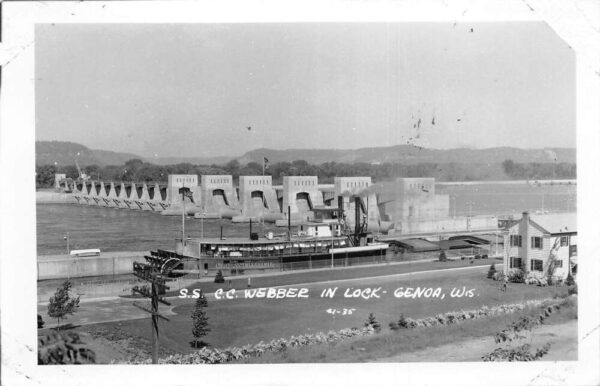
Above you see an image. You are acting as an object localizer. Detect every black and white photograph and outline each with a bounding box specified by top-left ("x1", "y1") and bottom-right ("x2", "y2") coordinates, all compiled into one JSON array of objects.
[{"x1": 1, "y1": 1, "x2": 599, "y2": 385}]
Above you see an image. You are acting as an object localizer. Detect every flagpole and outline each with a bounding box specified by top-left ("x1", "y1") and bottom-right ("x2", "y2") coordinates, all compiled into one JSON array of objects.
[{"x1": 262, "y1": 158, "x2": 265, "y2": 176}]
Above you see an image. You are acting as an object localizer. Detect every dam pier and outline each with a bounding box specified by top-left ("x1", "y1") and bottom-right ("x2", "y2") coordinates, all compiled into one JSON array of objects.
[{"x1": 54, "y1": 173, "x2": 499, "y2": 235}]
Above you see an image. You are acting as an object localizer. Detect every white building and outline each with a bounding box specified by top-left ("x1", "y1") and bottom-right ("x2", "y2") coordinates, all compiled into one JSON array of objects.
[{"x1": 504, "y1": 212, "x2": 577, "y2": 280}]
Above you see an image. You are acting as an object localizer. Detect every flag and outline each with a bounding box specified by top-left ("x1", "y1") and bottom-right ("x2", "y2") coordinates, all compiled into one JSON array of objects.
[
  {"x1": 263, "y1": 157, "x2": 269, "y2": 170},
  {"x1": 179, "y1": 188, "x2": 195, "y2": 203}
]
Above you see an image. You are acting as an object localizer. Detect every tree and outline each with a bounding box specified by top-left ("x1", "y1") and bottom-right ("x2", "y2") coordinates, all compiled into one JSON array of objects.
[
  {"x1": 60, "y1": 165, "x2": 80, "y2": 180},
  {"x1": 214, "y1": 270, "x2": 225, "y2": 283},
  {"x1": 487, "y1": 263, "x2": 497, "y2": 279},
  {"x1": 124, "y1": 158, "x2": 144, "y2": 170},
  {"x1": 364, "y1": 313, "x2": 381, "y2": 332},
  {"x1": 565, "y1": 273, "x2": 575, "y2": 286},
  {"x1": 47, "y1": 280, "x2": 80, "y2": 329},
  {"x1": 438, "y1": 250, "x2": 447, "y2": 262},
  {"x1": 36, "y1": 164, "x2": 58, "y2": 189},
  {"x1": 224, "y1": 160, "x2": 241, "y2": 177},
  {"x1": 190, "y1": 294, "x2": 210, "y2": 348},
  {"x1": 85, "y1": 164, "x2": 101, "y2": 180}
]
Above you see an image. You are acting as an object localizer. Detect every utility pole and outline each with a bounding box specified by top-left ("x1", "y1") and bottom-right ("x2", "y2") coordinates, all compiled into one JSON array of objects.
[
  {"x1": 132, "y1": 256, "x2": 175, "y2": 364},
  {"x1": 451, "y1": 196, "x2": 456, "y2": 219},
  {"x1": 181, "y1": 183, "x2": 186, "y2": 249},
  {"x1": 201, "y1": 206, "x2": 205, "y2": 242},
  {"x1": 467, "y1": 201, "x2": 474, "y2": 217},
  {"x1": 331, "y1": 230, "x2": 334, "y2": 269},
  {"x1": 64, "y1": 232, "x2": 70, "y2": 254},
  {"x1": 541, "y1": 193, "x2": 545, "y2": 214}
]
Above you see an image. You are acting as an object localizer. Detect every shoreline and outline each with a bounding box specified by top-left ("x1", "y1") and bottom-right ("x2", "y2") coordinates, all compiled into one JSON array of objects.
[
  {"x1": 36, "y1": 190, "x2": 76, "y2": 204},
  {"x1": 436, "y1": 179, "x2": 576, "y2": 186}
]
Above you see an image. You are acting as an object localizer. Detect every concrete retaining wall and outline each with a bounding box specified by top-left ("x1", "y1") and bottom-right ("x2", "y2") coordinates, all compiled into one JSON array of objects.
[
  {"x1": 37, "y1": 252, "x2": 147, "y2": 280},
  {"x1": 37, "y1": 274, "x2": 203, "y2": 301},
  {"x1": 390, "y1": 216, "x2": 498, "y2": 235}
]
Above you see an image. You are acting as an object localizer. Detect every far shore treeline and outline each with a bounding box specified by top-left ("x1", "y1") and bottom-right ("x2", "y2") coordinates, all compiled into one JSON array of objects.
[{"x1": 35, "y1": 158, "x2": 576, "y2": 189}]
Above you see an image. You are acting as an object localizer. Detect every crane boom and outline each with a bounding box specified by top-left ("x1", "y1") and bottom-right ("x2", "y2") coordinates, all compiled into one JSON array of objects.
[{"x1": 75, "y1": 159, "x2": 88, "y2": 181}]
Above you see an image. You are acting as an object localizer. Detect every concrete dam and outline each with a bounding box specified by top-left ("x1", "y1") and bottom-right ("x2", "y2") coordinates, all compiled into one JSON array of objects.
[
  {"x1": 57, "y1": 174, "x2": 496, "y2": 234},
  {"x1": 57, "y1": 173, "x2": 388, "y2": 230}
]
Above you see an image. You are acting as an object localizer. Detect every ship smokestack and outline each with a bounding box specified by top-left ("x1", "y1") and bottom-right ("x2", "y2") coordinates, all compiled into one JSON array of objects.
[
  {"x1": 355, "y1": 196, "x2": 361, "y2": 236},
  {"x1": 288, "y1": 206, "x2": 291, "y2": 241}
]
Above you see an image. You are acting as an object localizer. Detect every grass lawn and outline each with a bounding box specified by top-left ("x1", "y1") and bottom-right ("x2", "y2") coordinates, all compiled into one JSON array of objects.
[
  {"x1": 237, "y1": 296, "x2": 577, "y2": 363},
  {"x1": 83, "y1": 266, "x2": 570, "y2": 363}
]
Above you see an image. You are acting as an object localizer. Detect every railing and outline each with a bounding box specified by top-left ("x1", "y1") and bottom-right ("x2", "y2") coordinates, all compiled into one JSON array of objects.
[{"x1": 279, "y1": 253, "x2": 389, "y2": 271}]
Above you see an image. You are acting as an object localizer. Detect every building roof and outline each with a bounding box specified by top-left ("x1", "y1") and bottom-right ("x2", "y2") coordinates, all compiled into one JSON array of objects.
[
  {"x1": 449, "y1": 235, "x2": 491, "y2": 245},
  {"x1": 529, "y1": 213, "x2": 577, "y2": 234},
  {"x1": 393, "y1": 238, "x2": 440, "y2": 252},
  {"x1": 472, "y1": 234, "x2": 504, "y2": 245},
  {"x1": 438, "y1": 239, "x2": 475, "y2": 250}
]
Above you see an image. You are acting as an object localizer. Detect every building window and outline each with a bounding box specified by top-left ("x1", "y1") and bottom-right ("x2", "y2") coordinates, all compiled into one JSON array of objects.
[
  {"x1": 553, "y1": 260, "x2": 563, "y2": 268},
  {"x1": 531, "y1": 237, "x2": 543, "y2": 249},
  {"x1": 510, "y1": 257, "x2": 522, "y2": 269},
  {"x1": 510, "y1": 235, "x2": 522, "y2": 247},
  {"x1": 530, "y1": 259, "x2": 543, "y2": 272},
  {"x1": 569, "y1": 245, "x2": 577, "y2": 256},
  {"x1": 560, "y1": 236, "x2": 569, "y2": 247}
]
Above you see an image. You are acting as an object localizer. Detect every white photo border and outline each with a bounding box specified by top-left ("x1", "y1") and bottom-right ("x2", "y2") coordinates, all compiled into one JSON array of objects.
[{"x1": 1, "y1": 1, "x2": 599, "y2": 385}]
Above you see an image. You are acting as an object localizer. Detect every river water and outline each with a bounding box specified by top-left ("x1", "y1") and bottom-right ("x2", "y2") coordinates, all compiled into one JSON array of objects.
[{"x1": 37, "y1": 183, "x2": 576, "y2": 255}]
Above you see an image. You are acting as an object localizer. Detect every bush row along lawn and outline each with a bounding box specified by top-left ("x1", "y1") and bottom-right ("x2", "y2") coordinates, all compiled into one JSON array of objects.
[
  {"x1": 85, "y1": 267, "x2": 570, "y2": 360},
  {"x1": 236, "y1": 297, "x2": 578, "y2": 363}
]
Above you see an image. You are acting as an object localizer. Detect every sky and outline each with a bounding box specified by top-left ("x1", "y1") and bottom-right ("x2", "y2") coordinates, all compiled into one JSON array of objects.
[{"x1": 35, "y1": 22, "x2": 575, "y2": 158}]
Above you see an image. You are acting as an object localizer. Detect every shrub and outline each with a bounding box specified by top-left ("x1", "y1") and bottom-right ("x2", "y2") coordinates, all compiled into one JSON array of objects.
[
  {"x1": 438, "y1": 250, "x2": 447, "y2": 262},
  {"x1": 487, "y1": 263, "x2": 497, "y2": 279},
  {"x1": 398, "y1": 313, "x2": 409, "y2": 328},
  {"x1": 525, "y1": 272, "x2": 548, "y2": 286},
  {"x1": 492, "y1": 272, "x2": 506, "y2": 281},
  {"x1": 565, "y1": 273, "x2": 575, "y2": 286},
  {"x1": 191, "y1": 294, "x2": 210, "y2": 348},
  {"x1": 482, "y1": 343, "x2": 551, "y2": 362},
  {"x1": 364, "y1": 313, "x2": 381, "y2": 333},
  {"x1": 122, "y1": 325, "x2": 377, "y2": 364},
  {"x1": 38, "y1": 330, "x2": 96, "y2": 364},
  {"x1": 47, "y1": 279, "x2": 80, "y2": 328},
  {"x1": 568, "y1": 284, "x2": 578, "y2": 296},
  {"x1": 214, "y1": 270, "x2": 225, "y2": 284},
  {"x1": 388, "y1": 298, "x2": 565, "y2": 332},
  {"x1": 508, "y1": 269, "x2": 525, "y2": 283}
]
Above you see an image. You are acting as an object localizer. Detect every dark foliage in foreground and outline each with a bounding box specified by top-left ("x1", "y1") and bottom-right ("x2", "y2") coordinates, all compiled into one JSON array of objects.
[
  {"x1": 38, "y1": 330, "x2": 96, "y2": 364},
  {"x1": 482, "y1": 343, "x2": 551, "y2": 362}
]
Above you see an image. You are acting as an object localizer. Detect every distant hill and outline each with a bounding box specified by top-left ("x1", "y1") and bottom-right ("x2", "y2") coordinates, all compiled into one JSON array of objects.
[
  {"x1": 36, "y1": 141, "x2": 142, "y2": 167},
  {"x1": 36, "y1": 141, "x2": 576, "y2": 167},
  {"x1": 149, "y1": 156, "x2": 233, "y2": 166},
  {"x1": 237, "y1": 146, "x2": 576, "y2": 165}
]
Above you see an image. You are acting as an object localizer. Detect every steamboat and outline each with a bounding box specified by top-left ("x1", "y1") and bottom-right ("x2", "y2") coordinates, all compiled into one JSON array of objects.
[{"x1": 148, "y1": 197, "x2": 389, "y2": 275}]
